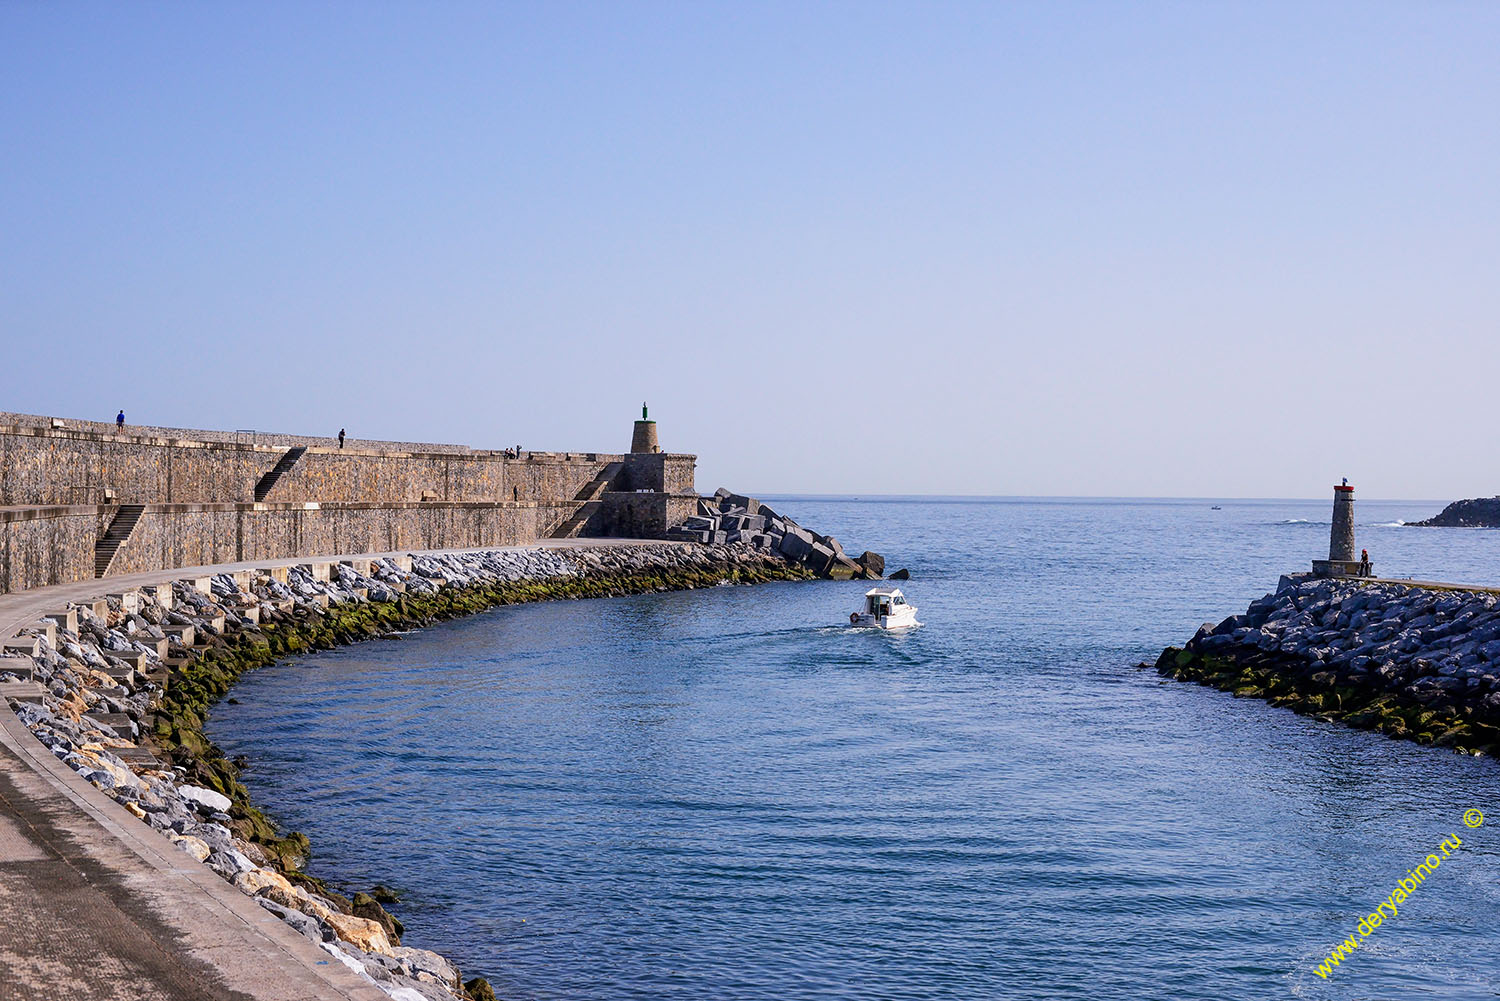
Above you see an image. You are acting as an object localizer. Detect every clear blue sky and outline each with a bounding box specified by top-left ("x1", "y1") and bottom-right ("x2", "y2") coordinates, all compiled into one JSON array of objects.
[{"x1": 3, "y1": 3, "x2": 1496, "y2": 498}]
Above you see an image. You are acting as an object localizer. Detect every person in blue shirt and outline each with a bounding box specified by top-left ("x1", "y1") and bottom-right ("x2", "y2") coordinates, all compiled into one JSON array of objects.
[{"x1": 116, "y1": 410, "x2": 124, "y2": 428}]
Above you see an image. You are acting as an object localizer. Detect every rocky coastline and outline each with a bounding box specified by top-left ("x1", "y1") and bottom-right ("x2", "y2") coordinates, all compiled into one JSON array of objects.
[
  {"x1": 1156, "y1": 574, "x2": 1500, "y2": 756},
  {"x1": 0, "y1": 540, "x2": 822, "y2": 1001},
  {"x1": 1410, "y1": 496, "x2": 1500, "y2": 528}
]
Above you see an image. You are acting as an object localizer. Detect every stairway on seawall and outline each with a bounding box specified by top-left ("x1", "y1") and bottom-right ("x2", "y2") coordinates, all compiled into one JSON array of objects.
[
  {"x1": 548, "y1": 461, "x2": 623, "y2": 538},
  {"x1": 94, "y1": 504, "x2": 146, "y2": 577},
  {"x1": 253, "y1": 447, "x2": 306, "y2": 502}
]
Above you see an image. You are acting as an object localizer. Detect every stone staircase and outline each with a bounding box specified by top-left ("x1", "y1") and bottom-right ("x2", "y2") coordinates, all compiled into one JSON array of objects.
[
  {"x1": 548, "y1": 461, "x2": 622, "y2": 538},
  {"x1": 94, "y1": 504, "x2": 145, "y2": 577},
  {"x1": 253, "y1": 446, "x2": 306, "y2": 501}
]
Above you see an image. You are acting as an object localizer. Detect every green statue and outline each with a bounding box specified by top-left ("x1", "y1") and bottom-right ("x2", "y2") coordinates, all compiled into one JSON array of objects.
[{"x1": 642, "y1": 402, "x2": 648, "y2": 420}]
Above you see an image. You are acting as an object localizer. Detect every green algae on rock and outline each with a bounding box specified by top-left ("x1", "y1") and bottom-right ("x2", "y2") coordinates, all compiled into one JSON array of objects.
[{"x1": 1156, "y1": 575, "x2": 1500, "y2": 757}]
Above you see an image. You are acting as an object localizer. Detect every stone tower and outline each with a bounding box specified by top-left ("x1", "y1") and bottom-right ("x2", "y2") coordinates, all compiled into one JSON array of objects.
[
  {"x1": 1329, "y1": 483, "x2": 1356, "y2": 562},
  {"x1": 630, "y1": 402, "x2": 660, "y2": 454}
]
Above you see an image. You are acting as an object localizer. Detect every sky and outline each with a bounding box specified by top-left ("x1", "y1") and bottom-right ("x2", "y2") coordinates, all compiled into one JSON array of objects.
[{"x1": 2, "y1": 2, "x2": 1497, "y2": 498}]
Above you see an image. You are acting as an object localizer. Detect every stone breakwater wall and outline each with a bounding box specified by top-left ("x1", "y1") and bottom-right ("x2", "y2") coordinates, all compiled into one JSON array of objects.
[
  {"x1": 0, "y1": 410, "x2": 483, "y2": 453},
  {"x1": 1157, "y1": 576, "x2": 1500, "y2": 756},
  {"x1": 0, "y1": 421, "x2": 623, "y2": 507},
  {"x1": 1, "y1": 542, "x2": 812, "y2": 1001},
  {"x1": 0, "y1": 412, "x2": 700, "y2": 594}
]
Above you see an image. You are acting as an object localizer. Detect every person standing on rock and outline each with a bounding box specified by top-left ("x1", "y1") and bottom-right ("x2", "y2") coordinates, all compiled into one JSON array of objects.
[
  {"x1": 116, "y1": 410, "x2": 125, "y2": 428},
  {"x1": 338, "y1": 428, "x2": 346, "y2": 449}
]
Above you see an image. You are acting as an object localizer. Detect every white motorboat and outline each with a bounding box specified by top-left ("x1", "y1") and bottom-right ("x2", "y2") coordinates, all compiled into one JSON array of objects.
[{"x1": 849, "y1": 586, "x2": 920, "y2": 630}]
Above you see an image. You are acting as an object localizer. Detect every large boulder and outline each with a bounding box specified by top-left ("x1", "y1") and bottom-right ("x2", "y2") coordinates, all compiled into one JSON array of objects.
[
  {"x1": 325, "y1": 911, "x2": 394, "y2": 955},
  {"x1": 352, "y1": 891, "x2": 403, "y2": 945},
  {"x1": 856, "y1": 552, "x2": 885, "y2": 577}
]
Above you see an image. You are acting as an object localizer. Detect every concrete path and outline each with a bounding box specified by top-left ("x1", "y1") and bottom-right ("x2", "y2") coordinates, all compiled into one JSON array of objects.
[{"x1": 0, "y1": 539, "x2": 660, "y2": 1000}]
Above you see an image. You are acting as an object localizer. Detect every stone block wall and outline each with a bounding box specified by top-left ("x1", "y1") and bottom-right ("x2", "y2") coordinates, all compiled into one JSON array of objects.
[
  {"x1": 617, "y1": 453, "x2": 696, "y2": 494},
  {"x1": 0, "y1": 412, "x2": 699, "y2": 594},
  {"x1": 0, "y1": 506, "x2": 106, "y2": 593},
  {"x1": 600, "y1": 492, "x2": 700, "y2": 540},
  {"x1": 107, "y1": 503, "x2": 543, "y2": 576},
  {"x1": 0, "y1": 426, "x2": 276, "y2": 505},
  {"x1": 259, "y1": 450, "x2": 513, "y2": 505}
]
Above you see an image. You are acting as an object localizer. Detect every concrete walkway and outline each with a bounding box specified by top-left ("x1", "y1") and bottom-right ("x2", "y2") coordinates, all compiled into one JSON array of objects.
[{"x1": 0, "y1": 539, "x2": 660, "y2": 1000}]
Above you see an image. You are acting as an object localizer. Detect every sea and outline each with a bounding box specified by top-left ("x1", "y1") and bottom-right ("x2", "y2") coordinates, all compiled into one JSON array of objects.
[{"x1": 208, "y1": 497, "x2": 1500, "y2": 1000}]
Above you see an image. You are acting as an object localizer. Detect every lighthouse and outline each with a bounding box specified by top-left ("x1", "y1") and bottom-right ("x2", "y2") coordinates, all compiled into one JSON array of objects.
[
  {"x1": 1312, "y1": 480, "x2": 1370, "y2": 578},
  {"x1": 630, "y1": 402, "x2": 660, "y2": 454}
]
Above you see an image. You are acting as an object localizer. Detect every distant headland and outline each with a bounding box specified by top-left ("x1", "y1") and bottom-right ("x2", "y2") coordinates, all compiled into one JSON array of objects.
[{"x1": 1410, "y1": 497, "x2": 1500, "y2": 528}]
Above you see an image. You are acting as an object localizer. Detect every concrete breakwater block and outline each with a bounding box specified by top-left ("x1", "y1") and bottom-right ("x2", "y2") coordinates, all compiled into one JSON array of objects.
[
  {"x1": 112, "y1": 745, "x2": 161, "y2": 770},
  {"x1": 778, "y1": 530, "x2": 814, "y2": 561},
  {"x1": 296, "y1": 562, "x2": 334, "y2": 582},
  {"x1": 669, "y1": 489, "x2": 885, "y2": 580},
  {"x1": 43, "y1": 609, "x2": 78, "y2": 633},
  {"x1": 87, "y1": 711, "x2": 137, "y2": 739},
  {"x1": 0, "y1": 680, "x2": 47, "y2": 705},
  {"x1": 162, "y1": 624, "x2": 196, "y2": 647},
  {"x1": 3, "y1": 636, "x2": 40, "y2": 657},
  {"x1": 341, "y1": 558, "x2": 373, "y2": 576},
  {"x1": 259, "y1": 565, "x2": 291, "y2": 585},
  {"x1": 151, "y1": 582, "x2": 175, "y2": 610},
  {"x1": 101, "y1": 665, "x2": 138, "y2": 688},
  {"x1": 107, "y1": 591, "x2": 142, "y2": 614},
  {"x1": 0, "y1": 656, "x2": 36, "y2": 680},
  {"x1": 27, "y1": 621, "x2": 57, "y2": 646}
]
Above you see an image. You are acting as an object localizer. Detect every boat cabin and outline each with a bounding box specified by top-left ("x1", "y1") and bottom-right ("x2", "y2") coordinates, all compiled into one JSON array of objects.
[{"x1": 865, "y1": 586, "x2": 909, "y2": 617}]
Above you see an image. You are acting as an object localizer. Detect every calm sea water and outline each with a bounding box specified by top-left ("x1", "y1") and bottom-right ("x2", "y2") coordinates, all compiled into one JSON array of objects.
[{"x1": 209, "y1": 498, "x2": 1500, "y2": 1000}]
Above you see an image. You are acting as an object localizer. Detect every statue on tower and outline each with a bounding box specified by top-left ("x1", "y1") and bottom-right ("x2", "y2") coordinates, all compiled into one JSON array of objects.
[{"x1": 642, "y1": 402, "x2": 648, "y2": 421}]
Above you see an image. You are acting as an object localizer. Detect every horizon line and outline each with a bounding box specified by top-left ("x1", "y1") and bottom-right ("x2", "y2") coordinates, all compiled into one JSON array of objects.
[{"x1": 746, "y1": 493, "x2": 1461, "y2": 504}]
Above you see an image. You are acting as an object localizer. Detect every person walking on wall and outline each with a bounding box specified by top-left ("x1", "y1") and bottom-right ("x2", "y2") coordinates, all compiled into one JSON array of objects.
[
  {"x1": 338, "y1": 428, "x2": 346, "y2": 449},
  {"x1": 116, "y1": 410, "x2": 124, "y2": 428}
]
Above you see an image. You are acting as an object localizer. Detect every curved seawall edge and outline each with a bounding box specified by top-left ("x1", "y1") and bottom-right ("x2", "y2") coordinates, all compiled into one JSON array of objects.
[{"x1": 0, "y1": 540, "x2": 814, "y2": 1001}]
